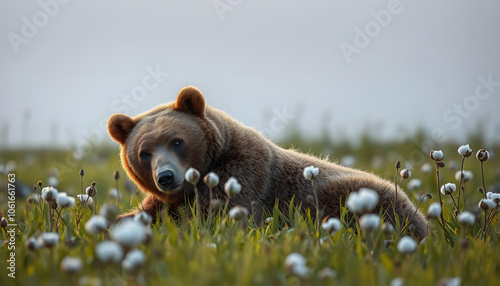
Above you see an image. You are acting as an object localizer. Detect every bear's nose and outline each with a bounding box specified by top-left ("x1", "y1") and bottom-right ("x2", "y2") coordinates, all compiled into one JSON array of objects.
[{"x1": 157, "y1": 170, "x2": 175, "y2": 188}]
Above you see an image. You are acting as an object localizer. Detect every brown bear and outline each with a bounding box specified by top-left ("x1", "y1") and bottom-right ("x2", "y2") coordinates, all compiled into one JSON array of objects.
[{"x1": 107, "y1": 86, "x2": 428, "y2": 240}]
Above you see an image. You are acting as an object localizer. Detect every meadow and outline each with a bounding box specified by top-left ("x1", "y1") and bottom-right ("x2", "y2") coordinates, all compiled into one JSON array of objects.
[{"x1": 0, "y1": 130, "x2": 499, "y2": 286}]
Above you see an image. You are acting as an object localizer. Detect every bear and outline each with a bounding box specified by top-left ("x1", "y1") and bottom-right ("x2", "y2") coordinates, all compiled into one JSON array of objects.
[{"x1": 107, "y1": 86, "x2": 428, "y2": 240}]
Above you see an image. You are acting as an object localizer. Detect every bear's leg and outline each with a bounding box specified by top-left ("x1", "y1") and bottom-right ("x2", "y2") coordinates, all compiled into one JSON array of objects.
[{"x1": 117, "y1": 195, "x2": 164, "y2": 224}]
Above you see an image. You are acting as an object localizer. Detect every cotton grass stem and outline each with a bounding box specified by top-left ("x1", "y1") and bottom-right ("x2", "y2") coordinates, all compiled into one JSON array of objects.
[
  {"x1": 401, "y1": 193, "x2": 431, "y2": 235},
  {"x1": 303, "y1": 165, "x2": 320, "y2": 236},
  {"x1": 203, "y1": 172, "x2": 219, "y2": 231},
  {"x1": 457, "y1": 157, "x2": 465, "y2": 211},
  {"x1": 480, "y1": 161, "x2": 486, "y2": 199},
  {"x1": 114, "y1": 170, "x2": 121, "y2": 208},
  {"x1": 185, "y1": 168, "x2": 202, "y2": 232},
  {"x1": 311, "y1": 180, "x2": 320, "y2": 235},
  {"x1": 393, "y1": 161, "x2": 400, "y2": 223},
  {"x1": 434, "y1": 162, "x2": 445, "y2": 226}
]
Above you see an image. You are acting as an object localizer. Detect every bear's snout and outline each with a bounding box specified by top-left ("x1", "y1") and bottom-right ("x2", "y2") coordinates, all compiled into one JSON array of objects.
[{"x1": 156, "y1": 170, "x2": 177, "y2": 190}]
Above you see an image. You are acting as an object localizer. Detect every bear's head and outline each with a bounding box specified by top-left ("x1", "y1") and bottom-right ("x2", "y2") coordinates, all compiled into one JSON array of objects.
[{"x1": 107, "y1": 86, "x2": 222, "y2": 199}]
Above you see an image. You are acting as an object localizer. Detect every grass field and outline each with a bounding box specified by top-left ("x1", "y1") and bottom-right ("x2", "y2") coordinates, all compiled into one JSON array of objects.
[{"x1": 0, "y1": 132, "x2": 499, "y2": 286}]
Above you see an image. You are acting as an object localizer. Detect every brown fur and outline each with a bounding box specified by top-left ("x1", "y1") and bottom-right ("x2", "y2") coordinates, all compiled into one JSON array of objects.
[{"x1": 108, "y1": 86, "x2": 428, "y2": 240}]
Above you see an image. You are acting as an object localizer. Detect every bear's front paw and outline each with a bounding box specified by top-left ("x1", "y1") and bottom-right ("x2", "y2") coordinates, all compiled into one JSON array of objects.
[{"x1": 117, "y1": 211, "x2": 139, "y2": 221}]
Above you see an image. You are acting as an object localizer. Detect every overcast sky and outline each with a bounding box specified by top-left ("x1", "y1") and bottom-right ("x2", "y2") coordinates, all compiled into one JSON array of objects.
[{"x1": 1, "y1": 0, "x2": 500, "y2": 151}]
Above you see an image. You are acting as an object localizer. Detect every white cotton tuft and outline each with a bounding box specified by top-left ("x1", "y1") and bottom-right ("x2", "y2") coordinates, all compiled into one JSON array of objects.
[
  {"x1": 340, "y1": 156, "x2": 356, "y2": 167},
  {"x1": 25, "y1": 236, "x2": 41, "y2": 251},
  {"x1": 476, "y1": 149, "x2": 490, "y2": 162},
  {"x1": 440, "y1": 183, "x2": 456, "y2": 195},
  {"x1": 85, "y1": 215, "x2": 108, "y2": 234},
  {"x1": 111, "y1": 219, "x2": 148, "y2": 249},
  {"x1": 454, "y1": 170, "x2": 473, "y2": 182},
  {"x1": 397, "y1": 236, "x2": 417, "y2": 254},
  {"x1": 96, "y1": 241, "x2": 123, "y2": 263},
  {"x1": 303, "y1": 165, "x2": 319, "y2": 180},
  {"x1": 457, "y1": 144, "x2": 473, "y2": 157},
  {"x1": 430, "y1": 150, "x2": 444, "y2": 161},
  {"x1": 400, "y1": 169, "x2": 411, "y2": 179},
  {"x1": 321, "y1": 218, "x2": 342, "y2": 234},
  {"x1": 134, "y1": 211, "x2": 153, "y2": 226},
  {"x1": 478, "y1": 199, "x2": 496, "y2": 210},
  {"x1": 228, "y1": 206, "x2": 249, "y2": 221},
  {"x1": 407, "y1": 179, "x2": 422, "y2": 190},
  {"x1": 185, "y1": 167, "x2": 200, "y2": 184},
  {"x1": 56, "y1": 192, "x2": 76, "y2": 208},
  {"x1": 41, "y1": 187, "x2": 59, "y2": 202},
  {"x1": 390, "y1": 278, "x2": 404, "y2": 286},
  {"x1": 224, "y1": 177, "x2": 242, "y2": 197},
  {"x1": 77, "y1": 194, "x2": 93, "y2": 205},
  {"x1": 38, "y1": 232, "x2": 60, "y2": 248},
  {"x1": 457, "y1": 211, "x2": 476, "y2": 226},
  {"x1": 122, "y1": 249, "x2": 146, "y2": 272},
  {"x1": 359, "y1": 214, "x2": 380, "y2": 231},
  {"x1": 203, "y1": 172, "x2": 219, "y2": 187},
  {"x1": 491, "y1": 193, "x2": 500, "y2": 206},
  {"x1": 427, "y1": 202, "x2": 441, "y2": 219},
  {"x1": 47, "y1": 176, "x2": 59, "y2": 187},
  {"x1": 61, "y1": 256, "x2": 83, "y2": 274},
  {"x1": 346, "y1": 188, "x2": 379, "y2": 214},
  {"x1": 421, "y1": 163, "x2": 432, "y2": 174},
  {"x1": 285, "y1": 253, "x2": 309, "y2": 278}
]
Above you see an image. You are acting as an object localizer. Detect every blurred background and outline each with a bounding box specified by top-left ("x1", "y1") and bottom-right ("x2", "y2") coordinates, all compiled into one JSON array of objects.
[{"x1": 0, "y1": 1, "x2": 499, "y2": 198}]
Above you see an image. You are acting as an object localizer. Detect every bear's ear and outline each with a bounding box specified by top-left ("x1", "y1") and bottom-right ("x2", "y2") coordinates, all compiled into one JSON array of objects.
[
  {"x1": 174, "y1": 86, "x2": 205, "y2": 117},
  {"x1": 107, "y1": 114, "x2": 136, "y2": 145}
]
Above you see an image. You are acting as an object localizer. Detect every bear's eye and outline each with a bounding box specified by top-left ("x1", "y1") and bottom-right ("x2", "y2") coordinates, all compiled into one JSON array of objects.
[
  {"x1": 139, "y1": 151, "x2": 151, "y2": 159},
  {"x1": 172, "y1": 139, "x2": 183, "y2": 147}
]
